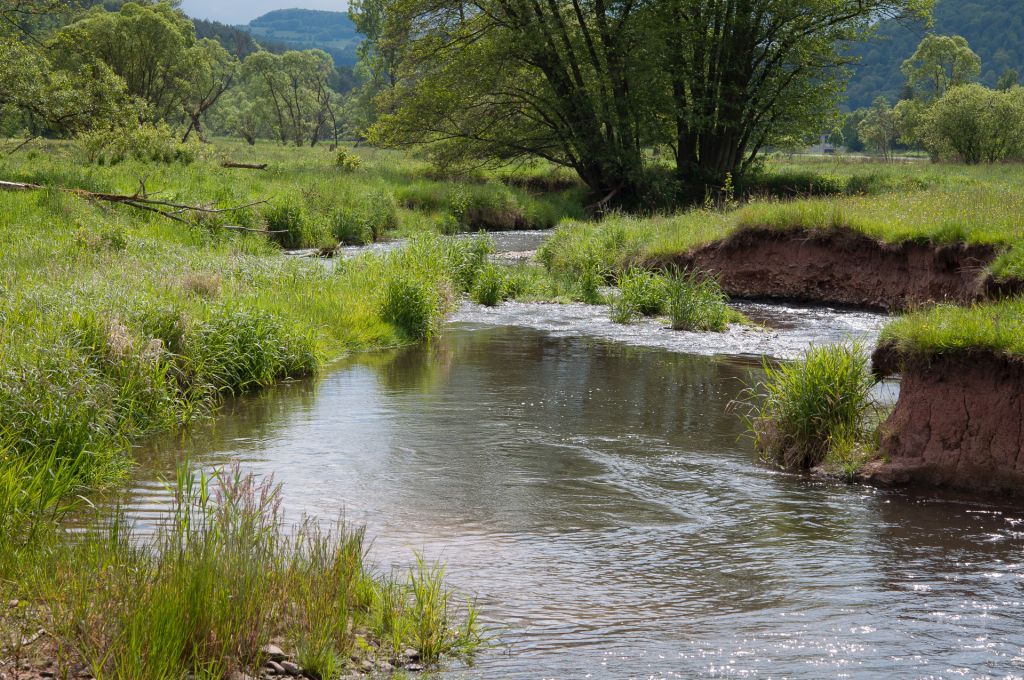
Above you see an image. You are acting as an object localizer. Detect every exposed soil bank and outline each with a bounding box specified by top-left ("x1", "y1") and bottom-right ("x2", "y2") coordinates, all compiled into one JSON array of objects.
[
  {"x1": 660, "y1": 227, "x2": 1007, "y2": 311},
  {"x1": 867, "y1": 346, "x2": 1024, "y2": 496}
]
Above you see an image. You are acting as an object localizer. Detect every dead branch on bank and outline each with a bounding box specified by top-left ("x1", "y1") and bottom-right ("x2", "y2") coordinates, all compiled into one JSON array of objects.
[
  {"x1": 0, "y1": 178, "x2": 267, "y2": 226},
  {"x1": 221, "y1": 161, "x2": 268, "y2": 170}
]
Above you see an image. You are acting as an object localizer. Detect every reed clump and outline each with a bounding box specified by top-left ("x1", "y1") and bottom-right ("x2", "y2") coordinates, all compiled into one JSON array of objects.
[
  {"x1": 739, "y1": 342, "x2": 878, "y2": 472},
  {"x1": 0, "y1": 463, "x2": 481, "y2": 679}
]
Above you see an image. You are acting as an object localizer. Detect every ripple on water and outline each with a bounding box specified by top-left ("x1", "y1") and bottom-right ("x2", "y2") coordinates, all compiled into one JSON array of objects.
[{"x1": 115, "y1": 321, "x2": 1023, "y2": 679}]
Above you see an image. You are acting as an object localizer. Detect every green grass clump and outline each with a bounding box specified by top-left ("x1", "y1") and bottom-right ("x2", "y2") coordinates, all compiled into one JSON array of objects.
[
  {"x1": 740, "y1": 343, "x2": 876, "y2": 471},
  {"x1": 878, "y1": 299, "x2": 1024, "y2": 358},
  {"x1": 665, "y1": 272, "x2": 738, "y2": 332},
  {"x1": 471, "y1": 263, "x2": 506, "y2": 306},
  {"x1": 0, "y1": 463, "x2": 481, "y2": 679},
  {"x1": 610, "y1": 268, "x2": 667, "y2": 323},
  {"x1": 381, "y1": 277, "x2": 441, "y2": 341}
]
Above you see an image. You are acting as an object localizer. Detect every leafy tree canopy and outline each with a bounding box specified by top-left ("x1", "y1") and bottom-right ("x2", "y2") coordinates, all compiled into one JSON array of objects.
[{"x1": 370, "y1": 0, "x2": 932, "y2": 202}]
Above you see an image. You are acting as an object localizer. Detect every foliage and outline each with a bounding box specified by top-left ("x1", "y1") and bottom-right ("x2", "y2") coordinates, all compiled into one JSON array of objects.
[
  {"x1": 610, "y1": 268, "x2": 668, "y2": 323},
  {"x1": 740, "y1": 343, "x2": 876, "y2": 470},
  {"x1": 381, "y1": 276, "x2": 440, "y2": 340},
  {"x1": 845, "y1": 0, "x2": 1024, "y2": 109},
  {"x1": 335, "y1": 146, "x2": 362, "y2": 172},
  {"x1": 901, "y1": 33, "x2": 981, "y2": 102},
  {"x1": 919, "y1": 83, "x2": 1024, "y2": 163},
  {"x1": 470, "y1": 263, "x2": 505, "y2": 307},
  {"x1": 77, "y1": 122, "x2": 204, "y2": 165},
  {"x1": 371, "y1": 0, "x2": 931, "y2": 200}
]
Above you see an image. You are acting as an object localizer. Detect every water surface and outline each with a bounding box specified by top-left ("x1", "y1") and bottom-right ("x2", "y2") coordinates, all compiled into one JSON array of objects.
[{"x1": 127, "y1": 315, "x2": 1024, "y2": 678}]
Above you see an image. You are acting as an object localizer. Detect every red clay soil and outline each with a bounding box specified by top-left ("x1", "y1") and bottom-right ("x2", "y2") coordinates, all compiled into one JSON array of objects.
[
  {"x1": 867, "y1": 346, "x2": 1024, "y2": 496},
  {"x1": 660, "y1": 227, "x2": 1003, "y2": 311}
]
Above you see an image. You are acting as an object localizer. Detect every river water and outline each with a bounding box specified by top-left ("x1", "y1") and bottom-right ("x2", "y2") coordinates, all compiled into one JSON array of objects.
[{"x1": 125, "y1": 303, "x2": 1024, "y2": 679}]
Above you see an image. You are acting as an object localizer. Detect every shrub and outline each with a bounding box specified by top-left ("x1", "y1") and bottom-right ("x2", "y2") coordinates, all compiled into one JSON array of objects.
[
  {"x1": 665, "y1": 271, "x2": 732, "y2": 332},
  {"x1": 470, "y1": 263, "x2": 505, "y2": 306},
  {"x1": 740, "y1": 342, "x2": 876, "y2": 470},
  {"x1": 381, "y1": 277, "x2": 439, "y2": 340},
  {"x1": 77, "y1": 122, "x2": 202, "y2": 165},
  {"x1": 334, "y1": 147, "x2": 362, "y2": 172},
  {"x1": 262, "y1": 197, "x2": 309, "y2": 249},
  {"x1": 329, "y1": 189, "x2": 399, "y2": 245}
]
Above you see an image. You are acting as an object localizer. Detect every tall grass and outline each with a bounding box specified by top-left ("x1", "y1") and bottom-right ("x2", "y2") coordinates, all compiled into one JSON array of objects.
[
  {"x1": 739, "y1": 343, "x2": 877, "y2": 471},
  {"x1": 665, "y1": 272, "x2": 735, "y2": 332},
  {"x1": 879, "y1": 299, "x2": 1024, "y2": 357},
  {"x1": 1, "y1": 463, "x2": 481, "y2": 678}
]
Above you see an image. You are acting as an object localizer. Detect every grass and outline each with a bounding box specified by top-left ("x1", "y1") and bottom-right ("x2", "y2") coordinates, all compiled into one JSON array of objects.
[
  {"x1": 0, "y1": 142, "x2": 527, "y2": 676},
  {"x1": 878, "y1": 299, "x2": 1024, "y2": 358},
  {"x1": 539, "y1": 158, "x2": 1024, "y2": 282},
  {"x1": 0, "y1": 462, "x2": 481, "y2": 678},
  {"x1": 1, "y1": 138, "x2": 587, "y2": 249},
  {"x1": 738, "y1": 342, "x2": 878, "y2": 473}
]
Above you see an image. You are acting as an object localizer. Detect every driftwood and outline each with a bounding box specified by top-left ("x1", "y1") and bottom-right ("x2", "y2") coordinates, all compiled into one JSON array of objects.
[
  {"x1": 1, "y1": 178, "x2": 267, "y2": 226},
  {"x1": 221, "y1": 161, "x2": 268, "y2": 170},
  {"x1": 0, "y1": 180, "x2": 42, "y2": 191}
]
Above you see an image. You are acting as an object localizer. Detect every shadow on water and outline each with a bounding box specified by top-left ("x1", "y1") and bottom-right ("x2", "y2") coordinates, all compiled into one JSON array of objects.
[{"x1": 118, "y1": 323, "x2": 1024, "y2": 678}]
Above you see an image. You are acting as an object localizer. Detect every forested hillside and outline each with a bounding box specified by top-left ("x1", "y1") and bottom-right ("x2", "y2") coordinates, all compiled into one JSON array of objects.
[
  {"x1": 846, "y1": 0, "x2": 1024, "y2": 108},
  {"x1": 243, "y1": 9, "x2": 360, "y2": 65}
]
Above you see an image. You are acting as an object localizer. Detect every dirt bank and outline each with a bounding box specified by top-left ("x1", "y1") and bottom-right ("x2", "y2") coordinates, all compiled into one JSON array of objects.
[
  {"x1": 660, "y1": 227, "x2": 1004, "y2": 311},
  {"x1": 867, "y1": 345, "x2": 1024, "y2": 496}
]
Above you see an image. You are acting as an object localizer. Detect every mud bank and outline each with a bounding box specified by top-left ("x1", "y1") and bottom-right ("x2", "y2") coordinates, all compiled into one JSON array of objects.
[
  {"x1": 867, "y1": 346, "x2": 1024, "y2": 496},
  {"x1": 660, "y1": 227, "x2": 1006, "y2": 311}
]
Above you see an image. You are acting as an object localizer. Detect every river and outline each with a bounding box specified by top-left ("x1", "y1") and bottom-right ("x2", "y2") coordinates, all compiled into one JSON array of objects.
[{"x1": 123, "y1": 302, "x2": 1024, "y2": 678}]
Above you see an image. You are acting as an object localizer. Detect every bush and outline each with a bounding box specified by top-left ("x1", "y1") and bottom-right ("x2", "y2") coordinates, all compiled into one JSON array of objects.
[
  {"x1": 470, "y1": 263, "x2": 505, "y2": 306},
  {"x1": 741, "y1": 342, "x2": 876, "y2": 470},
  {"x1": 77, "y1": 122, "x2": 203, "y2": 165},
  {"x1": 329, "y1": 189, "x2": 399, "y2": 245},
  {"x1": 921, "y1": 84, "x2": 1024, "y2": 164},
  {"x1": 334, "y1": 147, "x2": 362, "y2": 172},
  {"x1": 381, "y1": 277, "x2": 439, "y2": 341},
  {"x1": 261, "y1": 197, "x2": 308, "y2": 249},
  {"x1": 665, "y1": 271, "x2": 732, "y2": 332}
]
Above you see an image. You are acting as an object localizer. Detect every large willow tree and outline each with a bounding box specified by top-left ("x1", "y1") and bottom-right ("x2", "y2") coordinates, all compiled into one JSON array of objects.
[{"x1": 370, "y1": 0, "x2": 932, "y2": 200}]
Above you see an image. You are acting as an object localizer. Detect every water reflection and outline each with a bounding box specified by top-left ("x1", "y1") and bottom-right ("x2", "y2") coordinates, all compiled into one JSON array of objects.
[{"x1": 124, "y1": 325, "x2": 1024, "y2": 678}]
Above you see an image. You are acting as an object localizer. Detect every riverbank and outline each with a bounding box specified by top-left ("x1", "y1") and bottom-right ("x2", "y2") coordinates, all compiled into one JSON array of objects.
[
  {"x1": 864, "y1": 301, "x2": 1024, "y2": 496},
  {"x1": 540, "y1": 161, "x2": 1024, "y2": 311},
  {"x1": 0, "y1": 144, "x2": 515, "y2": 676}
]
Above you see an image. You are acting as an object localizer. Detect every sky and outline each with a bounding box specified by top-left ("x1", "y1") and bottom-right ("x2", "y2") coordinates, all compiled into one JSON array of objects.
[{"x1": 179, "y1": 1, "x2": 346, "y2": 25}]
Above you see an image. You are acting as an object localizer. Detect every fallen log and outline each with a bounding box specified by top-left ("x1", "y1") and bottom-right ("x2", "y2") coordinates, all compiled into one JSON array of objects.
[
  {"x1": 1, "y1": 178, "x2": 266, "y2": 224},
  {"x1": 221, "y1": 161, "x2": 268, "y2": 170},
  {"x1": 0, "y1": 180, "x2": 43, "y2": 191}
]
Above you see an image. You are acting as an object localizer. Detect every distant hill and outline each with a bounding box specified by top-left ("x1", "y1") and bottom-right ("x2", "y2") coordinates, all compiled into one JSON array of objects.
[
  {"x1": 193, "y1": 17, "x2": 291, "y2": 59},
  {"x1": 242, "y1": 9, "x2": 361, "y2": 66},
  {"x1": 845, "y1": 0, "x2": 1024, "y2": 109}
]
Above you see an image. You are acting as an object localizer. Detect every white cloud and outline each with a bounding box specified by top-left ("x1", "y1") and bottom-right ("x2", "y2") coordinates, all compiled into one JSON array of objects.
[{"x1": 180, "y1": 1, "x2": 347, "y2": 25}]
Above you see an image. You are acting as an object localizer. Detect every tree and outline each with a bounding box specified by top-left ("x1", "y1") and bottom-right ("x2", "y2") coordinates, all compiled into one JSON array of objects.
[
  {"x1": 921, "y1": 84, "x2": 1024, "y2": 163},
  {"x1": 858, "y1": 97, "x2": 898, "y2": 160},
  {"x1": 0, "y1": 0, "x2": 136, "y2": 141},
  {"x1": 181, "y1": 38, "x2": 238, "y2": 142},
  {"x1": 370, "y1": 0, "x2": 932, "y2": 201},
  {"x1": 347, "y1": 0, "x2": 400, "y2": 133},
  {"x1": 901, "y1": 34, "x2": 981, "y2": 103},
  {"x1": 241, "y1": 49, "x2": 339, "y2": 146},
  {"x1": 997, "y1": 68, "x2": 1020, "y2": 91},
  {"x1": 54, "y1": 1, "x2": 198, "y2": 121}
]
